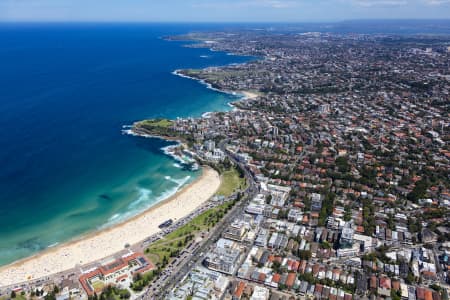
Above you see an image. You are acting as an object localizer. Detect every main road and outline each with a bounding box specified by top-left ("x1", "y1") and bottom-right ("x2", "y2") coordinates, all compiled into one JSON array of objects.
[{"x1": 141, "y1": 139, "x2": 258, "y2": 299}]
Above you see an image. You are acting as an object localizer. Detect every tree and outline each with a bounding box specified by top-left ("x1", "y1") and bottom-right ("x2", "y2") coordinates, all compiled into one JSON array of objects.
[
  {"x1": 321, "y1": 241, "x2": 332, "y2": 250},
  {"x1": 272, "y1": 261, "x2": 282, "y2": 273},
  {"x1": 391, "y1": 289, "x2": 401, "y2": 300},
  {"x1": 407, "y1": 179, "x2": 428, "y2": 202},
  {"x1": 336, "y1": 157, "x2": 351, "y2": 173},
  {"x1": 119, "y1": 290, "x2": 131, "y2": 299},
  {"x1": 387, "y1": 213, "x2": 395, "y2": 230},
  {"x1": 362, "y1": 198, "x2": 376, "y2": 235},
  {"x1": 10, "y1": 291, "x2": 16, "y2": 299},
  {"x1": 343, "y1": 205, "x2": 352, "y2": 222},
  {"x1": 162, "y1": 255, "x2": 169, "y2": 266},
  {"x1": 298, "y1": 250, "x2": 312, "y2": 260},
  {"x1": 319, "y1": 192, "x2": 335, "y2": 226},
  {"x1": 405, "y1": 272, "x2": 415, "y2": 284},
  {"x1": 266, "y1": 194, "x2": 272, "y2": 204},
  {"x1": 429, "y1": 284, "x2": 443, "y2": 292}
]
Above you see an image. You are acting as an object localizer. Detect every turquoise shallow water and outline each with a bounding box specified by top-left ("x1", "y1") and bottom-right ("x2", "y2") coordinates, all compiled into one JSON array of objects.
[{"x1": 0, "y1": 23, "x2": 252, "y2": 266}]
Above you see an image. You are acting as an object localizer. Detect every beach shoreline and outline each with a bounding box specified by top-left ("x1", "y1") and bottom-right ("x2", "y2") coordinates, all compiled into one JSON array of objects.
[
  {"x1": 0, "y1": 166, "x2": 220, "y2": 286},
  {"x1": 0, "y1": 31, "x2": 251, "y2": 289}
]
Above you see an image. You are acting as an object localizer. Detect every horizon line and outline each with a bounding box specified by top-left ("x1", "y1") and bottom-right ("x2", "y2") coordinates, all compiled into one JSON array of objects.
[{"x1": 1, "y1": 18, "x2": 450, "y2": 24}]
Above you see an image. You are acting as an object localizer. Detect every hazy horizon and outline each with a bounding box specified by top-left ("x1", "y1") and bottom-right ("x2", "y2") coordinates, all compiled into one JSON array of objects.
[{"x1": 1, "y1": 0, "x2": 450, "y2": 23}]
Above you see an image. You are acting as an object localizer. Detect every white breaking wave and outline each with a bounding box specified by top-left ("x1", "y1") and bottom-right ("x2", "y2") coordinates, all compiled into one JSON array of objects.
[
  {"x1": 172, "y1": 69, "x2": 249, "y2": 110},
  {"x1": 161, "y1": 145, "x2": 194, "y2": 165},
  {"x1": 103, "y1": 188, "x2": 152, "y2": 227},
  {"x1": 109, "y1": 214, "x2": 121, "y2": 222},
  {"x1": 102, "y1": 175, "x2": 192, "y2": 228},
  {"x1": 122, "y1": 127, "x2": 181, "y2": 142},
  {"x1": 165, "y1": 175, "x2": 191, "y2": 186},
  {"x1": 172, "y1": 69, "x2": 234, "y2": 95},
  {"x1": 128, "y1": 188, "x2": 152, "y2": 209},
  {"x1": 121, "y1": 128, "x2": 137, "y2": 136},
  {"x1": 202, "y1": 112, "x2": 212, "y2": 118}
]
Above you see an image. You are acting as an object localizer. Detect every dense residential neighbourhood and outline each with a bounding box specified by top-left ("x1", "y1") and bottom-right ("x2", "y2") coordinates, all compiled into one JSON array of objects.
[
  {"x1": 159, "y1": 30, "x2": 450, "y2": 300},
  {"x1": 1, "y1": 29, "x2": 450, "y2": 300}
]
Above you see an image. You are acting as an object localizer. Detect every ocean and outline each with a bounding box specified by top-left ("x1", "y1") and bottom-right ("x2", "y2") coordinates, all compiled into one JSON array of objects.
[
  {"x1": 0, "y1": 23, "x2": 252, "y2": 266},
  {"x1": 1, "y1": 20, "x2": 448, "y2": 267}
]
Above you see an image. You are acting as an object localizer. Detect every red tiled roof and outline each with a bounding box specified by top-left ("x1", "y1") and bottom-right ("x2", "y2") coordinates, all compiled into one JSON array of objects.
[
  {"x1": 79, "y1": 269, "x2": 103, "y2": 296},
  {"x1": 234, "y1": 281, "x2": 246, "y2": 299},
  {"x1": 416, "y1": 287, "x2": 425, "y2": 299},
  {"x1": 116, "y1": 274, "x2": 128, "y2": 283},
  {"x1": 379, "y1": 277, "x2": 391, "y2": 289},
  {"x1": 272, "y1": 273, "x2": 281, "y2": 283},
  {"x1": 79, "y1": 253, "x2": 154, "y2": 296},
  {"x1": 392, "y1": 280, "x2": 400, "y2": 291},
  {"x1": 291, "y1": 260, "x2": 300, "y2": 271},
  {"x1": 286, "y1": 273, "x2": 296, "y2": 288}
]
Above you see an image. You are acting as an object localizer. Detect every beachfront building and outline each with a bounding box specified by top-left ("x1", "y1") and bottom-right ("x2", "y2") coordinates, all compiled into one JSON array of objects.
[
  {"x1": 79, "y1": 252, "x2": 154, "y2": 296},
  {"x1": 168, "y1": 267, "x2": 230, "y2": 300},
  {"x1": 204, "y1": 148, "x2": 226, "y2": 162},
  {"x1": 204, "y1": 238, "x2": 244, "y2": 275}
]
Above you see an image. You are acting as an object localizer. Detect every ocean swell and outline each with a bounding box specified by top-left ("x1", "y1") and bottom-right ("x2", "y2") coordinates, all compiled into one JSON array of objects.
[{"x1": 102, "y1": 175, "x2": 192, "y2": 228}]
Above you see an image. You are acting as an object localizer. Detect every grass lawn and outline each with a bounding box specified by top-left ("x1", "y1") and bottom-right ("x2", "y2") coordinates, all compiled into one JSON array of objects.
[
  {"x1": 145, "y1": 200, "x2": 236, "y2": 265},
  {"x1": 216, "y1": 167, "x2": 247, "y2": 197},
  {"x1": 0, "y1": 295, "x2": 27, "y2": 300},
  {"x1": 139, "y1": 119, "x2": 173, "y2": 129},
  {"x1": 91, "y1": 280, "x2": 105, "y2": 292}
]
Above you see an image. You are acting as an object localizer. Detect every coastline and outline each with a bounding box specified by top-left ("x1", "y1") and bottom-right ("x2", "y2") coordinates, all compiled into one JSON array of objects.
[
  {"x1": 0, "y1": 167, "x2": 220, "y2": 286},
  {"x1": 122, "y1": 125, "x2": 182, "y2": 143},
  {"x1": 172, "y1": 69, "x2": 259, "y2": 104},
  {"x1": 0, "y1": 32, "x2": 253, "y2": 288}
]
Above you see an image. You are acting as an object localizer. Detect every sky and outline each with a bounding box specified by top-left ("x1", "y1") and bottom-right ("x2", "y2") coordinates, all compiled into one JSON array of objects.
[{"x1": 0, "y1": 0, "x2": 449, "y2": 22}]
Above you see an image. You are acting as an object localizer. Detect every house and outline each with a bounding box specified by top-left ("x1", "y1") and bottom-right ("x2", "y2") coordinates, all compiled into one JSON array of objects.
[
  {"x1": 268, "y1": 233, "x2": 288, "y2": 250},
  {"x1": 250, "y1": 286, "x2": 270, "y2": 300},
  {"x1": 233, "y1": 281, "x2": 247, "y2": 300}
]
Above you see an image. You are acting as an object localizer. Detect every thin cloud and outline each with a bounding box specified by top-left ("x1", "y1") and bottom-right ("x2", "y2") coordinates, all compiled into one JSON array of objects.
[
  {"x1": 423, "y1": 0, "x2": 450, "y2": 5},
  {"x1": 192, "y1": 0, "x2": 300, "y2": 9},
  {"x1": 350, "y1": 0, "x2": 408, "y2": 7}
]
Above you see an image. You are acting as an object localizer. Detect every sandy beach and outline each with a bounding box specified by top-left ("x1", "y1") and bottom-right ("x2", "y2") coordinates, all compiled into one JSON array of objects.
[
  {"x1": 0, "y1": 167, "x2": 220, "y2": 286},
  {"x1": 239, "y1": 91, "x2": 259, "y2": 100}
]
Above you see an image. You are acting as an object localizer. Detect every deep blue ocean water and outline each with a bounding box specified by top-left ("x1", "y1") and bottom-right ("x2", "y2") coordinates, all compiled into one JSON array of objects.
[
  {"x1": 0, "y1": 23, "x2": 252, "y2": 266},
  {"x1": 1, "y1": 20, "x2": 447, "y2": 267}
]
